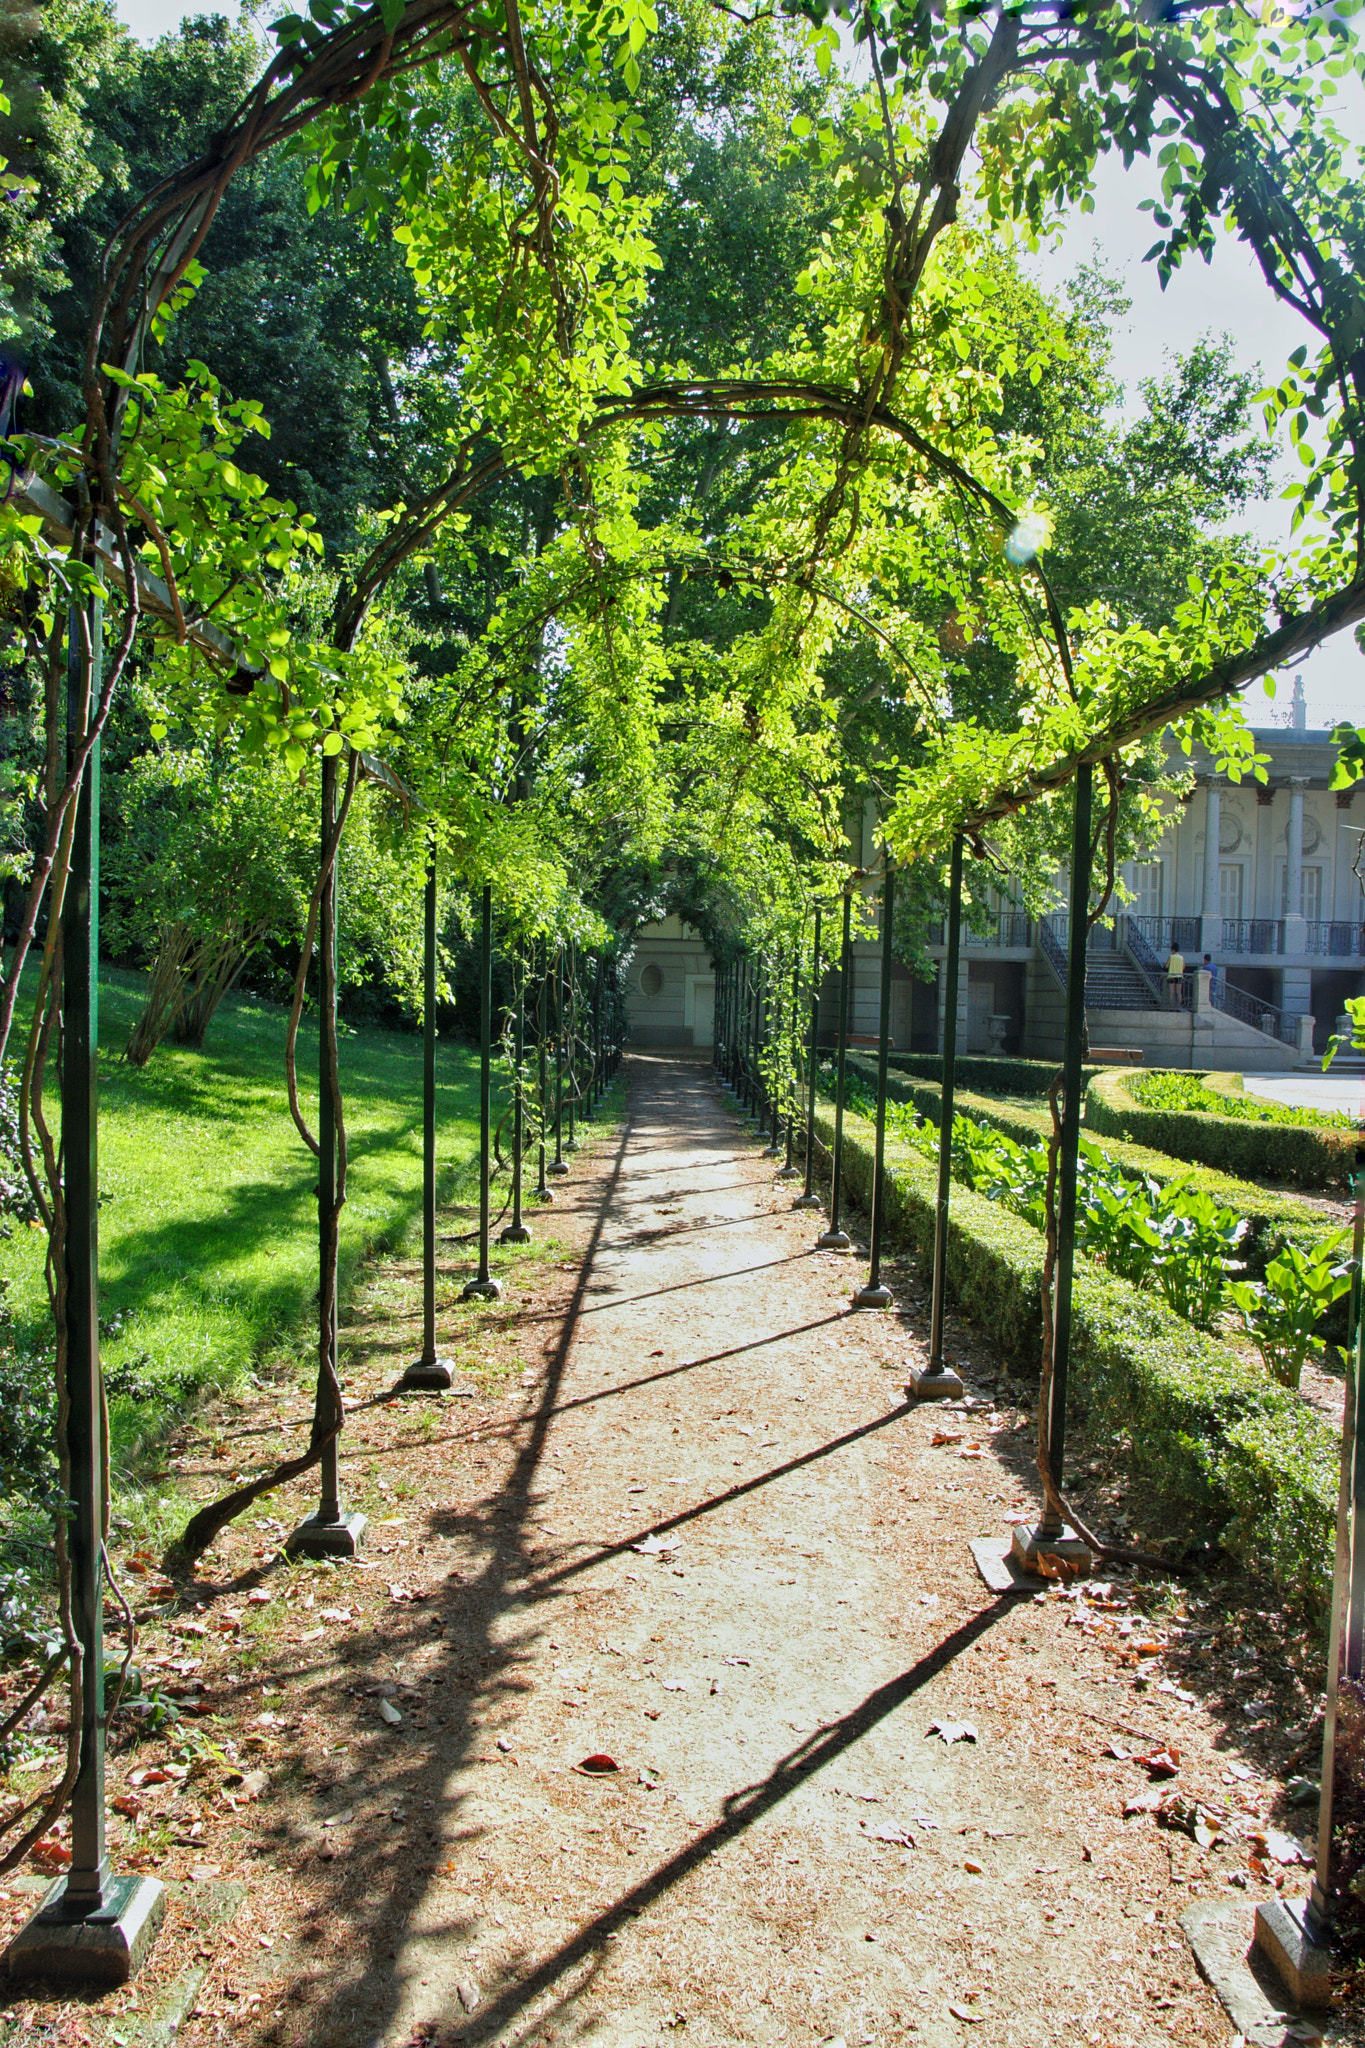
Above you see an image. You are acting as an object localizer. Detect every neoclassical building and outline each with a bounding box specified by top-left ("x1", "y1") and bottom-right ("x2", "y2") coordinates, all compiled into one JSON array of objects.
[{"x1": 623, "y1": 706, "x2": 1363, "y2": 1068}]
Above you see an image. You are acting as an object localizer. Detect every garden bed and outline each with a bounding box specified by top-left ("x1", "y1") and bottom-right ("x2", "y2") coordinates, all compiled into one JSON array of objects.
[
  {"x1": 814, "y1": 1097, "x2": 1340, "y2": 1627},
  {"x1": 1086, "y1": 1066, "x2": 1358, "y2": 1192},
  {"x1": 845, "y1": 1052, "x2": 1342, "y2": 1287}
]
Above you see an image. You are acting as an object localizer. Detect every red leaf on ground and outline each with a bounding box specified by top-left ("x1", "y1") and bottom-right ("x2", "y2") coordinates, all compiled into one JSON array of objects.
[{"x1": 578, "y1": 1753, "x2": 620, "y2": 1773}]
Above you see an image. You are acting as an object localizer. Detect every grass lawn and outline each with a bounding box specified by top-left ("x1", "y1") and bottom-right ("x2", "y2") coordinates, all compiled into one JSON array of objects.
[{"x1": 0, "y1": 967, "x2": 483, "y2": 1474}]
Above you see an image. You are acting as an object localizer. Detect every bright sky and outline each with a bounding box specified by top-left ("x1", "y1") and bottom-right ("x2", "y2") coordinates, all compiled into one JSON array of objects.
[{"x1": 114, "y1": 0, "x2": 1364, "y2": 733}]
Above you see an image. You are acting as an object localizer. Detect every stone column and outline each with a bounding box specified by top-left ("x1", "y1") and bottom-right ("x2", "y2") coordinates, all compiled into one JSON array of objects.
[
  {"x1": 1201, "y1": 778, "x2": 1222, "y2": 945},
  {"x1": 1286, "y1": 778, "x2": 1307, "y2": 920}
]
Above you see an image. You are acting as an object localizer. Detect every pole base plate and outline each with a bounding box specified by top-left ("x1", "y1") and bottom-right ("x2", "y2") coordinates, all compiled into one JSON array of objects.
[
  {"x1": 816, "y1": 1229, "x2": 852, "y2": 1251},
  {"x1": 547, "y1": 1161, "x2": 571, "y2": 1178},
  {"x1": 1182, "y1": 1900, "x2": 1326, "y2": 2045},
  {"x1": 286, "y1": 1508, "x2": 367, "y2": 1558},
  {"x1": 851, "y1": 1283, "x2": 893, "y2": 1310},
  {"x1": 498, "y1": 1223, "x2": 532, "y2": 1244},
  {"x1": 1254, "y1": 1898, "x2": 1334, "y2": 2010},
  {"x1": 774, "y1": 1164, "x2": 798, "y2": 1179},
  {"x1": 907, "y1": 1363, "x2": 964, "y2": 1401},
  {"x1": 6, "y1": 1874, "x2": 165, "y2": 1986},
  {"x1": 1009, "y1": 1521, "x2": 1092, "y2": 1577},
  {"x1": 791, "y1": 1193, "x2": 822, "y2": 1209},
  {"x1": 398, "y1": 1355, "x2": 454, "y2": 1392},
  {"x1": 461, "y1": 1276, "x2": 503, "y2": 1301}
]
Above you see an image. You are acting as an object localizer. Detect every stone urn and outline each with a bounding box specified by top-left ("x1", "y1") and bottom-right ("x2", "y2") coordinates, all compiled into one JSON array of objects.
[{"x1": 987, "y1": 1014, "x2": 1011, "y2": 1055}]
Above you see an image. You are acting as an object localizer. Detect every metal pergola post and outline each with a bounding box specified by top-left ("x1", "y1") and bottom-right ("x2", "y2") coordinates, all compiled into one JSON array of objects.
[
  {"x1": 289, "y1": 753, "x2": 366, "y2": 1556},
  {"x1": 401, "y1": 848, "x2": 454, "y2": 1388},
  {"x1": 912, "y1": 836, "x2": 965, "y2": 1399},
  {"x1": 777, "y1": 962, "x2": 799, "y2": 1177},
  {"x1": 462, "y1": 884, "x2": 502, "y2": 1300},
  {"x1": 793, "y1": 907, "x2": 822, "y2": 1210},
  {"x1": 9, "y1": 587, "x2": 166, "y2": 1985},
  {"x1": 816, "y1": 890, "x2": 854, "y2": 1251},
  {"x1": 853, "y1": 862, "x2": 896, "y2": 1309},
  {"x1": 535, "y1": 940, "x2": 551, "y2": 1201},
  {"x1": 500, "y1": 948, "x2": 532, "y2": 1244},
  {"x1": 548, "y1": 943, "x2": 569, "y2": 1175},
  {"x1": 1012, "y1": 765, "x2": 1092, "y2": 1570},
  {"x1": 565, "y1": 941, "x2": 579, "y2": 1151}
]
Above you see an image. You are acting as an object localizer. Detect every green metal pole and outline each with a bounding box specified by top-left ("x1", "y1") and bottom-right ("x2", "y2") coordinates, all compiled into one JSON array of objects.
[
  {"x1": 853, "y1": 863, "x2": 895, "y2": 1309},
  {"x1": 536, "y1": 939, "x2": 551, "y2": 1201},
  {"x1": 549, "y1": 943, "x2": 569, "y2": 1175},
  {"x1": 915, "y1": 837, "x2": 965, "y2": 1398},
  {"x1": 402, "y1": 850, "x2": 454, "y2": 1386},
  {"x1": 462, "y1": 884, "x2": 501, "y2": 1299},
  {"x1": 500, "y1": 948, "x2": 531, "y2": 1244},
  {"x1": 793, "y1": 907, "x2": 822, "y2": 1209},
  {"x1": 817, "y1": 891, "x2": 853, "y2": 1250}
]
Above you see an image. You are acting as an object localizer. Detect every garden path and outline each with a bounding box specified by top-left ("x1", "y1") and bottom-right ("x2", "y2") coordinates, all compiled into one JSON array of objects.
[{"x1": 16, "y1": 1055, "x2": 1335, "y2": 2048}]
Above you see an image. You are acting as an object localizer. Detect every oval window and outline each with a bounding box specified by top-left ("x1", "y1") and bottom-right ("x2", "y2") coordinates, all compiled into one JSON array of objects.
[{"x1": 640, "y1": 963, "x2": 664, "y2": 997}]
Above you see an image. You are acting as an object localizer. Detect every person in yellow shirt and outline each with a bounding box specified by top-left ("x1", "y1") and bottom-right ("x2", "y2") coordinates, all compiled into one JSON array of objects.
[{"x1": 1165, "y1": 946, "x2": 1185, "y2": 1006}]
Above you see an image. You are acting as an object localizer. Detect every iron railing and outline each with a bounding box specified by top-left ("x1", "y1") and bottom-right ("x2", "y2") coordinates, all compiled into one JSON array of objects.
[
  {"x1": 1128, "y1": 915, "x2": 1203, "y2": 954},
  {"x1": 1211, "y1": 977, "x2": 1295, "y2": 1044},
  {"x1": 1221, "y1": 918, "x2": 1284, "y2": 955},
  {"x1": 1038, "y1": 915, "x2": 1068, "y2": 988},
  {"x1": 1123, "y1": 918, "x2": 1167, "y2": 1004},
  {"x1": 963, "y1": 911, "x2": 1033, "y2": 948},
  {"x1": 1306, "y1": 920, "x2": 1365, "y2": 958}
]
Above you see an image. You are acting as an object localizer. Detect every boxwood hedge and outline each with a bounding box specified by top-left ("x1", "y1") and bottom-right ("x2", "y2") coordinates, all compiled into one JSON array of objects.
[
  {"x1": 810, "y1": 1097, "x2": 1339, "y2": 1627},
  {"x1": 846, "y1": 1054, "x2": 1341, "y2": 1289},
  {"x1": 886, "y1": 1051, "x2": 1102, "y2": 1097},
  {"x1": 1086, "y1": 1067, "x2": 1359, "y2": 1192}
]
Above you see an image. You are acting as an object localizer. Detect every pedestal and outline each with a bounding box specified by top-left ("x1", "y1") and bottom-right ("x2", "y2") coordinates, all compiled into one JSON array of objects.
[
  {"x1": 791, "y1": 1192, "x2": 821, "y2": 1209},
  {"x1": 285, "y1": 1508, "x2": 367, "y2": 1558},
  {"x1": 1253, "y1": 1898, "x2": 1334, "y2": 2009},
  {"x1": 547, "y1": 1161, "x2": 570, "y2": 1178},
  {"x1": 1009, "y1": 1521, "x2": 1092, "y2": 1576},
  {"x1": 851, "y1": 1282, "x2": 893, "y2": 1310},
  {"x1": 6, "y1": 1873, "x2": 165, "y2": 1986},
  {"x1": 907, "y1": 1362, "x2": 963, "y2": 1401},
  {"x1": 399, "y1": 1355, "x2": 454, "y2": 1392},
  {"x1": 461, "y1": 1276, "x2": 503, "y2": 1301},
  {"x1": 499, "y1": 1222, "x2": 532, "y2": 1244},
  {"x1": 816, "y1": 1227, "x2": 851, "y2": 1251}
]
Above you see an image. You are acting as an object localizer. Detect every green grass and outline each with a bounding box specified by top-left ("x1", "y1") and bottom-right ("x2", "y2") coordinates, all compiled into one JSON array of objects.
[
  {"x1": 0, "y1": 966, "x2": 482, "y2": 1470},
  {"x1": 1132, "y1": 1069, "x2": 1356, "y2": 1131}
]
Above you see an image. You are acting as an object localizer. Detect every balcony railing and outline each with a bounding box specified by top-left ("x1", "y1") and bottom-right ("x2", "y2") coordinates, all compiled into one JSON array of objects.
[
  {"x1": 1220, "y1": 918, "x2": 1284, "y2": 956},
  {"x1": 1306, "y1": 920, "x2": 1365, "y2": 958},
  {"x1": 1125, "y1": 915, "x2": 1204, "y2": 955},
  {"x1": 1046, "y1": 913, "x2": 1123, "y2": 953},
  {"x1": 963, "y1": 911, "x2": 1033, "y2": 948}
]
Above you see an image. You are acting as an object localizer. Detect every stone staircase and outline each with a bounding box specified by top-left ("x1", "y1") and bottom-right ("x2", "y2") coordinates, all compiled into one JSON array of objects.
[{"x1": 1082, "y1": 960, "x2": 1154, "y2": 1010}]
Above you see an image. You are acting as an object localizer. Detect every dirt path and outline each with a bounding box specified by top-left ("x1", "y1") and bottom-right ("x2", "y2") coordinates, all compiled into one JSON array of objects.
[{"x1": 5, "y1": 1054, "x2": 1344, "y2": 2048}]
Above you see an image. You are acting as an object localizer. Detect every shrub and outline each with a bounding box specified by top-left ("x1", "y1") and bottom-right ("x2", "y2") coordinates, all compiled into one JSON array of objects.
[
  {"x1": 810, "y1": 1097, "x2": 1339, "y2": 1626},
  {"x1": 1227, "y1": 1237, "x2": 1353, "y2": 1390},
  {"x1": 1086, "y1": 1068, "x2": 1358, "y2": 1192},
  {"x1": 886, "y1": 1051, "x2": 1102, "y2": 1098},
  {"x1": 1133, "y1": 1070, "x2": 1356, "y2": 1132}
]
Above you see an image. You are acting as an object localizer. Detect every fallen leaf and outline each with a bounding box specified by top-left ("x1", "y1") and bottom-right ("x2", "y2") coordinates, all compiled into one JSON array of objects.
[
  {"x1": 378, "y1": 1699, "x2": 403, "y2": 1727},
  {"x1": 1103, "y1": 1742, "x2": 1133, "y2": 1761},
  {"x1": 1252, "y1": 1828, "x2": 1310, "y2": 1866},
  {"x1": 456, "y1": 1979, "x2": 480, "y2": 2013},
  {"x1": 632, "y1": 1535, "x2": 680, "y2": 1557},
  {"x1": 239, "y1": 1769, "x2": 268, "y2": 1800},
  {"x1": 1124, "y1": 1790, "x2": 1162, "y2": 1816},
  {"x1": 112, "y1": 1794, "x2": 142, "y2": 1819},
  {"x1": 928, "y1": 1720, "x2": 978, "y2": 1745},
  {"x1": 963, "y1": 1857, "x2": 984, "y2": 1874},
  {"x1": 949, "y1": 2005, "x2": 985, "y2": 2024},
  {"x1": 722, "y1": 1656, "x2": 750, "y2": 1667},
  {"x1": 31, "y1": 1839, "x2": 71, "y2": 1872},
  {"x1": 388, "y1": 1584, "x2": 415, "y2": 1602},
  {"x1": 319, "y1": 1607, "x2": 352, "y2": 1622},
  {"x1": 189, "y1": 1864, "x2": 222, "y2": 1882},
  {"x1": 862, "y1": 1822, "x2": 914, "y2": 1846},
  {"x1": 578, "y1": 1753, "x2": 619, "y2": 1774},
  {"x1": 1135, "y1": 1747, "x2": 1181, "y2": 1779},
  {"x1": 247, "y1": 1589, "x2": 273, "y2": 1606},
  {"x1": 931, "y1": 1431, "x2": 964, "y2": 1447},
  {"x1": 660, "y1": 1678, "x2": 688, "y2": 1693},
  {"x1": 322, "y1": 1809, "x2": 356, "y2": 1828}
]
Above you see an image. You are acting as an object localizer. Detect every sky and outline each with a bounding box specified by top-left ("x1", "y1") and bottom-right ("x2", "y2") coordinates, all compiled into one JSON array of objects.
[{"x1": 112, "y1": 0, "x2": 1364, "y2": 733}]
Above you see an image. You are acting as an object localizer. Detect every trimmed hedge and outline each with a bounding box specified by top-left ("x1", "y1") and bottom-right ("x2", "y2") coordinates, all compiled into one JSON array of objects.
[
  {"x1": 812, "y1": 1098, "x2": 1338, "y2": 1627},
  {"x1": 846, "y1": 1054, "x2": 1341, "y2": 1288},
  {"x1": 1086, "y1": 1067, "x2": 1359, "y2": 1193},
  {"x1": 886, "y1": 1051, "x2": 1103, "y2": 1097}
]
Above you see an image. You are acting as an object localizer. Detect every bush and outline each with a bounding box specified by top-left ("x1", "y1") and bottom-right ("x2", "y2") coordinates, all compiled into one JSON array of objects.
[
  {"x1": 847, "y1": 1054, "x2": 1340, "y2": 1292},
  {"x1": 886, "y1": 1052, "x2": 1104, "y2": 1097},
  {"x1": 1133, "y1": 1070, "x2": 1356, "y2": 1131},
  {"x1": 1086, "y1": 1068, "x2": 1358, "y2": 1192},
  {"x1": 810, "y1": 1097, "x2": 1339, "y2": 1626}
]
